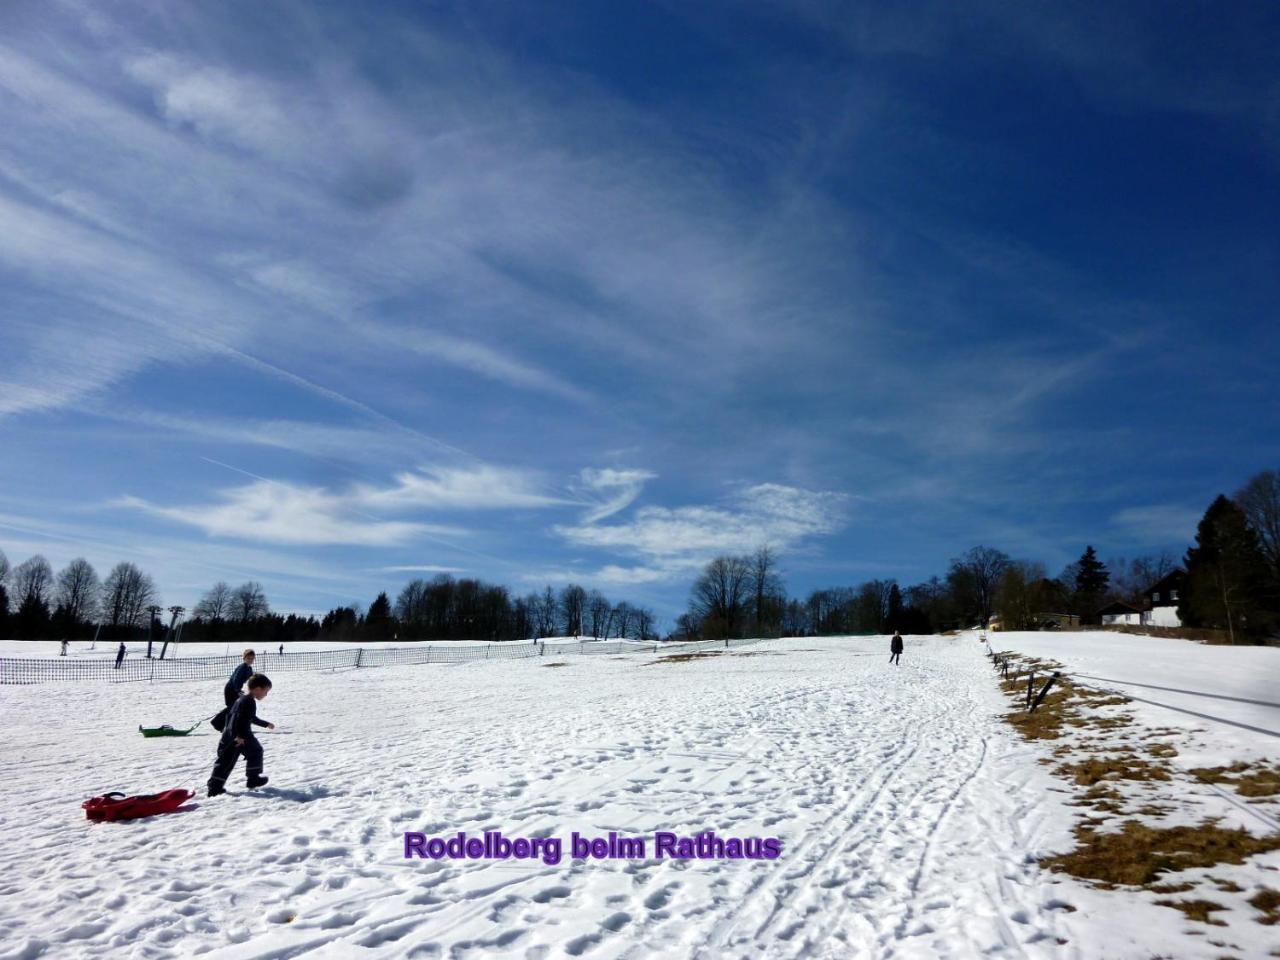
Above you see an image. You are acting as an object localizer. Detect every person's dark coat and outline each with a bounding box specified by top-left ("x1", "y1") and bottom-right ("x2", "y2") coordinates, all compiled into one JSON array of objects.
[
  {"x1": 211, "y1": 661, "x2": 256, "y2": 731},
  {"x1": 208, "y1": 694, "x2": 271, "y2": 791},
  {"x1": 890, "y1": 635, "x2": 904, "y2": 654}
]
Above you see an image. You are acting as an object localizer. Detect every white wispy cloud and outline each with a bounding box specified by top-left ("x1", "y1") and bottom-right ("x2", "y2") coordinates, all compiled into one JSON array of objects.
[
  {"x1": 572, "y1": 468, "x2": 658, "y2": 523},
  {"x1": 359, "y1": 465, "x2": 570, "y2": 511},
  {"x1": 379, "y1": 565, "x2": 465, "y2": 574},
  {"x1": 115, "y1": 463, "x2": 569, "y2": 546},
  {"x1": 521, "y1": 564, "x2": 674, "y2": 587},
  {"x1": 553, "y1": 482, "x2": 848, "y2": 582},
  {"x1": 114, "y1": 484, "x2": 443, "y2": 548}
]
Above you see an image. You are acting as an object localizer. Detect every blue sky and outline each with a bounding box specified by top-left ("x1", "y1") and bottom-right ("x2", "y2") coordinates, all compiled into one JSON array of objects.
[{"x1": 1, "y1": 0, "x2": 1277, "y2": 624}]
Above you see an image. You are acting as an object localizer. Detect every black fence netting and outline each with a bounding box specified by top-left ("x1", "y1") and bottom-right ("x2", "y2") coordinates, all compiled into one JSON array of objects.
[{"x1": 0, "y1": 637, "x2": 767, "y2": 685}]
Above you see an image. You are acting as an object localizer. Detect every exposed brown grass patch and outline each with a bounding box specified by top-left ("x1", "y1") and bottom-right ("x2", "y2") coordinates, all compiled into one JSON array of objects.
[
  {"x1": 1250, "y1": 887, "x2": 1280, "y2": 925},
  {"x1": 1069, "y1": 784, "x2": 1127, "y2": 814},
  {"x1": 1056, "y1": 754, "x2": 1173, "y2": 786},
  {"x1": 1148, "y1": 743, "x2": 1179, "y2": 759},
  {"x1": 1152, "y1": 898, "x2": 1228, "y2": 925},
  {"x1": 1191, "y1": 762, "x2": 1280, "y2": 797},
  {"x1": 1208, "y1": 877, "x2": 1244, "y2": 893},
  {"x1": 646, "y1": 651, "x2": 723, "y2": 665},
  {"x1": 1042, "y1": 820, "x2": 1280, "y2": 888},
  {"x1": 542, "y1": 661, "x2": 571, "y2": 667},
  {"x1": 1150, "y1": 881, "x2": 1197, "y2": 894}
]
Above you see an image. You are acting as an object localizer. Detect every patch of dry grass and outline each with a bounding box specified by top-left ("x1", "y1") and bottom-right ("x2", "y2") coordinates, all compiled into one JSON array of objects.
[
  {"x1": 1151, "y1": 898, "x2": 1228, "y2": 925},
  {"x1": 1150, "y1": 881, "x2": 1197, "y2": 894},
  {"x1": 1042, "y1": 820, "x2": 1280, "y2": 888},
  {"x1": 1055, "y1": 754, "x2": 1173, "y2": 786},
  {"x1": 645, "y1": 651, "x2": 723, "y2": 665},
  {"x1": 1250, "y1": 887, "x2": 1280, "y2": 925},
  {"x1": 1190, "y1": 762, "x2": 1280, "y2": 798},
  {"x1": 542, "y1": 662, "x2": 570, "y2": 668}
]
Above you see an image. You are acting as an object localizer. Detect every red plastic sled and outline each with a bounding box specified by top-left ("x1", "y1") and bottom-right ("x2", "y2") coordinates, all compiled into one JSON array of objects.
[{"x1": 83, "y1": 789, "x2": 195, "y2": 822}]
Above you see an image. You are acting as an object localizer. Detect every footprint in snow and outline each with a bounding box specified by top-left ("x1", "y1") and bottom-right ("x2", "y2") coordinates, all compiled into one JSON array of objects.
[{"x1": 531, "y1": 885, "x2": 571, "y2": 904}]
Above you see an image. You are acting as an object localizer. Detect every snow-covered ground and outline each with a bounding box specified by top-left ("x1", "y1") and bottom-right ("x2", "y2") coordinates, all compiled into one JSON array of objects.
[
  {"x1": 1, "y1": 633, "x2": 1277, "y2": 959},
  {"x1": 990, "y1": 631, "x2": 1280, "y2": 766}
]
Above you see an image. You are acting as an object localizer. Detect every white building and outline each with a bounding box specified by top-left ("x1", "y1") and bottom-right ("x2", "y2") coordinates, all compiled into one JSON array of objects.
[
  {"x1": 1141, "y1": 571, "x2": 1185, "y2": 628},
  {"x1": 1100, "y1": 601, "x2": 1143, "y2": 626}
]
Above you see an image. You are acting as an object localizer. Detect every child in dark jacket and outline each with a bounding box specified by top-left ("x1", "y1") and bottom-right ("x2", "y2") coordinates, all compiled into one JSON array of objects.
[
  {"x1": 211, "y1": 649, "x2": 256, "y2": 731},
  {"x1": 207, "y1": 673, "x2": 275, "y2": 797}
]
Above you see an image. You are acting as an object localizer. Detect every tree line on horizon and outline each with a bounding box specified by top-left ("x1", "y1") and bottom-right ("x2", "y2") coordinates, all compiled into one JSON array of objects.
[
  {"x1": 1, "y1": 468, "x2": 1276, "y2": 646},
  {"x1": 0, "y1": 554, "x2": 658, "y2": 646},
  {"x1": 674, "y1": 469, "x2": 1280, "y2": 644}
]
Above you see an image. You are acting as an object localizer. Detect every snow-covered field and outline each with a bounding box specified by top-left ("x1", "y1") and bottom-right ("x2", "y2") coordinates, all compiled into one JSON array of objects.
[
  {"x1": 991, "y1": 631, "x2": 1280, "y2": 767},
  {"x1": 1, "y1": 633, "x2": 1277, "y2": 959}
]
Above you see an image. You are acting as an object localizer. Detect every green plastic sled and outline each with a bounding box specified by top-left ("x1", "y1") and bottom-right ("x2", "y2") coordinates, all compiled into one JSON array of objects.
[{"x1": 138, "y1": 723, "x2": 199, "y2": 738}]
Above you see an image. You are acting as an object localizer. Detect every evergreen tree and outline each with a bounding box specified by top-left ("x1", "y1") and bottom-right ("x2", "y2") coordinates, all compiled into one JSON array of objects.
[
  {"x1": 364, "y1": 591, "x2": 395, "y2": 642},
  {"x1": 1180, "y1": 495, "x2": 1276, "y2": 642},
  {"x1": 15, "y1": 593, "x2": 51, "y2": 639},
  {"x1": 886, "y1": 583, "x2": 903, "y2": 632},
  {"x1": 1074, "y1": 546, "x2": 1110, "y2": 623},
  {"x1": 0, "y1": 583, "x2": 9, "y2": 640}
]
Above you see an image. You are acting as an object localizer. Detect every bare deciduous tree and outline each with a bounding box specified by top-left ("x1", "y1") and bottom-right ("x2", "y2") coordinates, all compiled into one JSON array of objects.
[
  {"x1": 1236, "y1": 470, "x2": 1280, "y2": 583},
  {"x1": 559, "y1": 584, "x2": 587, "y2": 637},
  {"x1": 587, "y1": 590, "x2": 610, "y2": 638},
  {"x1": 535, "y1": 586, "x2": 558, "y2": 638},
  {"x1": 232, "y1": 581, "x2": 270, "y2": 622},
  {"x1": 613, "y1": 602, "x2": 633, "y2": 640},
  {"x1": 101, "y1": 562, "x2": 157, "y2": 627},
  {"x1": 194, "y1": 581, "x2": 234, "y2": 621},
  {"x1": 56, "y1": 558, "x2": 100, "y2": 623},
  {"x1": 633, "y1": 606, "x2": 655, "y2": 642},
  {"x1": 749, "y1": 545, "x2": 785, "y2": 637},
  {"x1": 0, "y1": 548, "x2": 10, "y2": 586},
  {"x1": 13, "y1": 555, "x2": 54, "y2": 606},
  {"x1": 691, "y1": 554, "x2": 753, "y2": 639},
  {"x1": 947, "y1": 546, "x2": 1011, "y2": 625}
]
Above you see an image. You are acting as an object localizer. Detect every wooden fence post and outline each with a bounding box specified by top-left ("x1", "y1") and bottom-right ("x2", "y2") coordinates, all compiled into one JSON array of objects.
[{"x1": 1029, "y1": 672, "x2": 1059, "y2": 713}]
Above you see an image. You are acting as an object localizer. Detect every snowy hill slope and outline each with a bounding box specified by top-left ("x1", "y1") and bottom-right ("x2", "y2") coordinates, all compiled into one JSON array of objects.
[{"x1": 0, "y1": 634, "x2": 1276, "y2": 959}]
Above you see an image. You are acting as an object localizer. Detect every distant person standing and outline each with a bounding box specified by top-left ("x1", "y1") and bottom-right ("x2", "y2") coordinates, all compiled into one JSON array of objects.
[
  {"x1": 889, "y1": 632, "x2": 904, "y2": 666},
  {"x1": 115, "y1": 642, "x2": 126, "y2": 669},
  {"x1": 211, "y1": 650, "x2": 256, "y2": 731},
  {"x1": 278, "y1": 643, "x2": 284, "y2": 655},
  {"x1": 60, "y1": 640, "x2": 69, "y2": 657}
]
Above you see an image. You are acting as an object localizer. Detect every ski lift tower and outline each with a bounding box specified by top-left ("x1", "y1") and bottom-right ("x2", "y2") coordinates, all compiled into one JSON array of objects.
[
  {"x1": 146, "y1": 605, "x2": 162, "y2": 658},
  {"x1": 159, "y1": 606, "x2": 185, "y2": 659}
]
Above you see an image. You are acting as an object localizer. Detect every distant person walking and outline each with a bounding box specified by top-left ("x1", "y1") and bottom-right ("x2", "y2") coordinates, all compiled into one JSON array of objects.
[
  {"x1": 889, "y1": 632, "x2": 904, "y2": 666},
  {"x1": 114, "y1": 643, "x2": 126, "y2": 669},
  {"x1": 211, "y1": 650, "x2": 256, "y2": 732},
  {"x1": 60, "y1": 640, "x2": 69, "y2": 657}
]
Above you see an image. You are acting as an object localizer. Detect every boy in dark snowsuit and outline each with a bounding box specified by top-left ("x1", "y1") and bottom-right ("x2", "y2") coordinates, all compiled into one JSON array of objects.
[
  {"x1": 211, "y1": 649, "x2": 256, "y2": 731},
  {"x1": 114, "y1": 643, "x2": 126, "y2": 669},
  {"x1": 208, "y1": 673, "x2": 275, "y2": 797},
  {"x1": 889, "y1": 632, "x2": 904, "y2": 665}
]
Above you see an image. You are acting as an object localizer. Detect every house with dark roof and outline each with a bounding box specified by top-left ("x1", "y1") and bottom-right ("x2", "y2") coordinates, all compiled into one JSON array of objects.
[
  {"x1": 1099, "y1": 601, "x2": 1143, "y2": 626},
  {"x1": 1141, "y1": 570, "x2": 1185, "y2": 628}
]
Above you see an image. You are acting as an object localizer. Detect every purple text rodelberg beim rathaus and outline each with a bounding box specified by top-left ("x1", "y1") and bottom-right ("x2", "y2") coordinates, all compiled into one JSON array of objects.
[{"x1": 403, "y1": 830, "x2": 783, "y2": 866}]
